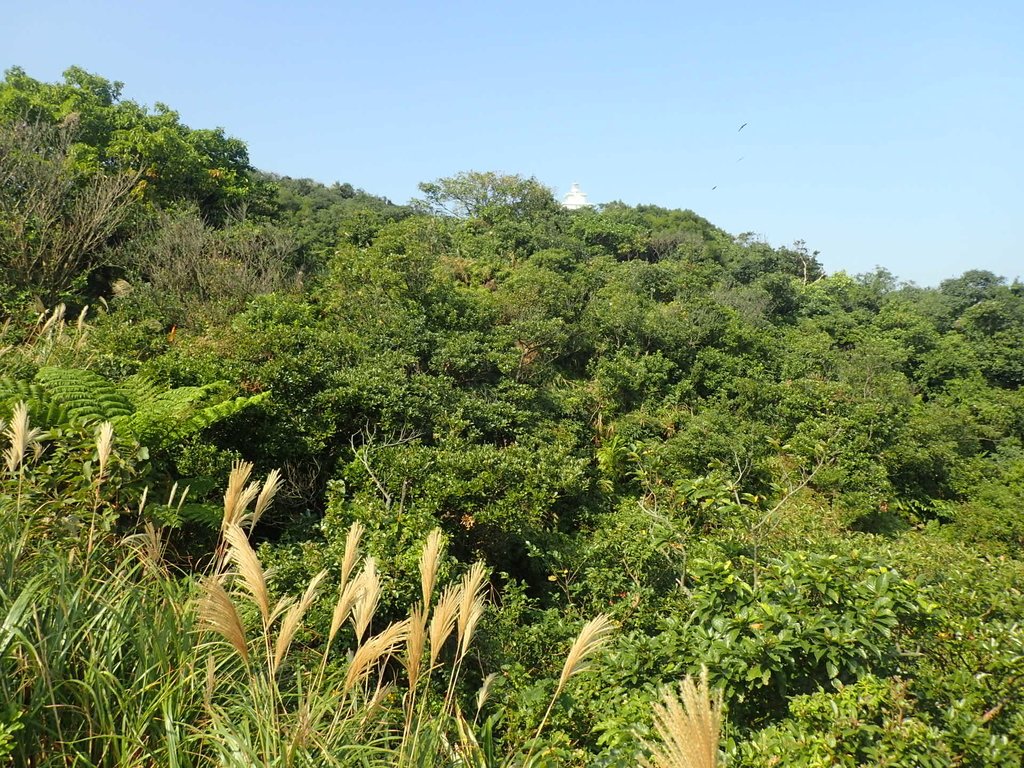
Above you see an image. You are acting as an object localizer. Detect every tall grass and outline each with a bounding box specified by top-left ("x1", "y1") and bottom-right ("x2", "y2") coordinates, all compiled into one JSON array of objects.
[
  {"x1": 642, "y1": 668, "x2": 723, "y2": 768},
  {"x1": 0, "y1": 517, "x2": 201, "y2": 766},
  {"x1": 0, "y1": 415, "x2": 723, "y2": 766}
]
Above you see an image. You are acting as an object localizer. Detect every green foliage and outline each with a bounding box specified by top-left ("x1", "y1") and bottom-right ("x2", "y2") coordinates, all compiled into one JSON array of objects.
[
  {"x1": 0, "y1": 119, "x2": 139, "y2": 300},
  {"x1": 267, "y1": 172, "x2": 410, "y2": 270},
  {"x1": 416, "y1": 171, "x2": 559, "y2": 223},
  {"x1": 0, "y1": 365, "x2": 266, "y2": 539},
  {"x1": 0, "y1": 66, "x2": 267, "y2": 222},
  {"x1": 115, "y1": 206, "x2": 299, "y2": 329},
  {"x1": 3, "y1": 63, "x2": 1024, "y2": 764},
  {"x1": 0, "y1": 459, "x2": 626, "y2": 767},
  {"x1": 0, "y1": 366, "x2": 266, "y2": 451},
  {"x1": 320, "y1": 430, "x2": 592, "y2": 600},
  {"x1": 655, "y1": 552, "x2": 934, "y2": 725},
  {"x1": 0, "y1": 714, "x2": 19, "y2": 762},
  {"x1": 945, "y1": 454, "x2": 1024, "y2": 552},
  {"x1": 735, "y1": 676, "x2": 953, "y2": 768},
  {"x1": 416, "y1": 171, "x2": 566, "y2": 264}
]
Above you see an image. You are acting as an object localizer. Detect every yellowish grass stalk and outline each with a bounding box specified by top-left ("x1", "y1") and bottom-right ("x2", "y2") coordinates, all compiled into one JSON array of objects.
[
  {"x1": 341, "y1": 521, "x2": 364, "y2": 587},
  {"x1": 272, "y1": 569, "x2": 328, "y2": 675},
  {"x1": 358, "y1": 682, "x2": 394, "y2": 728},
  {"x1": 428, "y1": 583, "x2": 460, "y2": 665},
  {"x1": 224, "y1": 524, "x2": 271, "y2": 627},
  {"x1": 454, "y1": 706, "x2": 485, "y2": 763},
  {"x1": 252, "y1": 468, "x2": 283, "y2": 527},
  {"x1": 204, "y1": 654, "x2": 216, "y2": 710},
  {"x1": 476, "y1": 672, "x2": 498, "y2": 718},
  {"x1": 38, "y1": 303, "x2": 66, "y2": 337},
  {"x1": 444, "y1": 568, "x2": 488, "y2": 720},
  {"x1": 343, "y1": 619, "x2": 411, "y2": 693},
  {"x1": 165, "y1": 482, "x2": 190, "y2": 514},
  {"x1": 419, "y1": 528, "x2": 445, "y2": 610},
  {"x1": 404, "y1": 604, "x2": 427, "y2": 690},
  {"x1": 351, "y1": 556, "x2": 381, "y2": 643},
  {"x1": 456, "y1": 561, "x2": 488, "y2": 657},
  {"x1": 556, "y1": 613, "x2": 616, "y2": 696},
  {"x1": 95, "y1": 421, "x2": 114, "y2": 481},
  {"x1": 198, "y1": 577, "x2": 250, "y2": 662},
  {"x1": 129, "y1": 520, "x2": 166, "y2": 572},
  {"x1": 4, "y1": 401, "x2": 42, "y2": 474},
  {"x1": 641, "y1": 667, "x2": 722, "y2": 768},
  {"x1": 524, "y1": 614, "x2": 617, "y2": 767},
  {"x1": 328, "y1": 578, "x2": 362, "y2": 646},
  {"x1": 270, "y1": 595, "x2": 296, "y2": 627},
  {"x1": 459, "y1": 599, "x2": 485, "y2": 661},
  {"x1": 291, "y1": 698, "x2": 314, "y2": 751},
  {"x1": 221, "y1": 460, "x2": 261, "y2": 531}
]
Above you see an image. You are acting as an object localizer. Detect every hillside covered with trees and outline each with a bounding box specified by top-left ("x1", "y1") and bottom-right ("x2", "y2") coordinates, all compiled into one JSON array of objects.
[{"x1": 1, "y1": 67, "x2": 1022, "y2": 767}]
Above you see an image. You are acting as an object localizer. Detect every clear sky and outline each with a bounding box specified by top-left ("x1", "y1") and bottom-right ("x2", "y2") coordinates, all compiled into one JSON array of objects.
[{"x1": 4, "y1": 0, "x2": 1022, "y2": 285}]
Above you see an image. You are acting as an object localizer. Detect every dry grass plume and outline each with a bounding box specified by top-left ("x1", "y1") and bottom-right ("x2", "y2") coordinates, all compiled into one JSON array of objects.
[
  {"x1": 272, "y1": 569, "x2": 328, "y2": 675},
  {"x1": 556, "y1": 613, "x2": 616, "y2": 696},
  {"x1": 642, "y1": 667, "x2": 722, "y2": 768},
  {"x1": 223, "y1": 523, "x2": 271, "y2": 627},
  {"x1": 351, "y1": 556, "x2": 381, "y2": 643},
  {"x1": 419, "y1": 528, "x2": 445, "y2": 610},
  {"x1": 4, "y1": 401, "x2": 42, "y2": 474},
  {"x1": 198, "y1": 577, "x2": 250, "y2": 663}
]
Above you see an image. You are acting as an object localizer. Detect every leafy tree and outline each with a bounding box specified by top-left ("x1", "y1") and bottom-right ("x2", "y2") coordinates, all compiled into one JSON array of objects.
[
  {"x1": 266, "y1": 172, "x2": 410, "y2": 270},
  {"x1": 0, "y1": 66, "x2": 267, "y2": 222},
  {"x1": 938, "y1": 269, "x2": 1006, "y2": 315},
  {"x1": 416, "y1": 171, "x2": 558, "y2": 222}
]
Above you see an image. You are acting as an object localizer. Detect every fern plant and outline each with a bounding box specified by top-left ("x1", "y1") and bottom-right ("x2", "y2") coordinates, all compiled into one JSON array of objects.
[
  {"x1": 0, "y1": 367, "x2": 268, "y2": 448},
  {"x1": 0, "y1": 367, "x2": 269, "y2": 534}
]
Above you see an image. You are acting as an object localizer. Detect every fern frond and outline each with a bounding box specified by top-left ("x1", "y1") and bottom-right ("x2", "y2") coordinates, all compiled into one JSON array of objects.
[
  {"x1": 35, "y1": 367, "x2": 133, "y2": 422},
  {"x1": 0, "y1": 380, "x2": 63, "y2": 428},
  {"x1": 182, "y1": 392, "x2": 269, "y2": 435}
]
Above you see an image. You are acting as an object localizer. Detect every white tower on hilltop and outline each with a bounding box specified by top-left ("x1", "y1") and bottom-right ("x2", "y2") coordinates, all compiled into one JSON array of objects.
[{"x1": 562, "y1": 182, "x2": 590, "y2": 210}]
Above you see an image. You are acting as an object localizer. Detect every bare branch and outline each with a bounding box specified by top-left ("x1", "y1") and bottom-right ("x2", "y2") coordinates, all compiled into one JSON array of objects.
[
  {"x1": 349, "y1": 424, "x2": 421, "y2": 510},
  {"x1": 0, "y1": 119, "x2": 141, "y2": 298}
]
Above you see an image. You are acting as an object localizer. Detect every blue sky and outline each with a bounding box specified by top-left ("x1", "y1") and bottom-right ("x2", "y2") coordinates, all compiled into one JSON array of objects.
[{"x1": 4, "y1": 0, "x2": 1022, "y2": 285}]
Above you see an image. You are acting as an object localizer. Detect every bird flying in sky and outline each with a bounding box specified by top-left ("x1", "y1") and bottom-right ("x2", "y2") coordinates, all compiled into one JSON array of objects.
[{"x1": 738, "y1": 122, "x2": 748, "y2": 132}]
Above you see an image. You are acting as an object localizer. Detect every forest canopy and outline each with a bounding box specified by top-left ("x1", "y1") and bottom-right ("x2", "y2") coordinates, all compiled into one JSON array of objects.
[{"x1": 1, "y1": 67, "x2": 1022, "y2": 767}]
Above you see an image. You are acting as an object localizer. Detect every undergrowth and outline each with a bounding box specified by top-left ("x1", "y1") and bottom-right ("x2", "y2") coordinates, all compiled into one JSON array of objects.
[{"x1": 0, "y1": 410, "x2": 718, "y2": 767}]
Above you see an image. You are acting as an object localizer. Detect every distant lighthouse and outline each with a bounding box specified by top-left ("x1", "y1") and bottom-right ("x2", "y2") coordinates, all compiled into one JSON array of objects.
[{"x1": 562, "y1": 182, "x2": 590, "y2": 210}]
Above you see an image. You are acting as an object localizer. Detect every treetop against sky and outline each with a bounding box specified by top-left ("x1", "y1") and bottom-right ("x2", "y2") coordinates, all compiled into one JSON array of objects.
[{"x1": 4, "y1": 0, "x2": 1021, "y2": 285}]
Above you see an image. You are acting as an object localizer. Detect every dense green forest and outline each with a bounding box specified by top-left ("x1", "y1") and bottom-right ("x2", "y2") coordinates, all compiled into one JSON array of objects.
[{"x1": 1, "y1": 67, "x2": 1022, "y2": 767}]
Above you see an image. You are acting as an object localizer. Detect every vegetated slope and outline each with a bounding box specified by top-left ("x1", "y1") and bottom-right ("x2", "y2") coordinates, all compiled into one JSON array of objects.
[{"x1": 1, "y1": 67, "x2": 1022, "y2": 766}]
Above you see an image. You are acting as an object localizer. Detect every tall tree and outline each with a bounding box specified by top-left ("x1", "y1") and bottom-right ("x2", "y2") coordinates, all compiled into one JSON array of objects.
[{"x1": 0, "y1": 66, "x2": 268, "y2": 223}]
